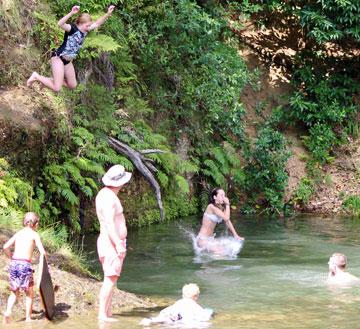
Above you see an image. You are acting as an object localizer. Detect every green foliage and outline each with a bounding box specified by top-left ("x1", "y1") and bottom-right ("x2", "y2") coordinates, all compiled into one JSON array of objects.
[
  {"x1": 201, "y1": 142, "x2": 244, "y2": 196},
  {"x1": 232, "y1": 0, "x2": 360, "y2": 44},
  {"x1": 81, "y1": 33, "x2": 121, "y2": 58},
  {"x1": 293, "y1": 178, "x2": 315, "y2": 205},
  {"x1": 300, "y1": 0, "x2": 360, "y2": 44},
  {"x1": 343, "y1": 195, "x2": 360, "y2": 217},
  {"x1": 131, "y1": 194, "x2": 198, "y2": 227},
  {"x1": 244, "y1": 127, "x2": 290, "y2": 214},
  {"x1": 289, "y1": 68, "x2": 358, "y2": 127},
  {"x1": 302, "y1": 124, "x2": 337, "y2": 164},
  {"x1": 120, "y1": 0, "x2": 248, "y2": 142},
  {"x1": 0, "y1": 159, "x2": 33, "y2": 210},
  {"x1": 288, "y1": 66, "x2": 358, "y2": 163}
]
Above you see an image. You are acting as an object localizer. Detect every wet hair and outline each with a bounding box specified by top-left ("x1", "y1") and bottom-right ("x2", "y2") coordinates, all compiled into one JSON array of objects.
[
  {"x1": 331, "y1": 253, "x2": 347, "y2": 269},
  {"x1": 209, "y1": 187, "x2": 222, "y2": 205},
  {"x1": 182, "y1": 283, "x2": 200, "y2": 299},
  {"x1": 23, "y1": 212, "x2": 39, "y2": 227},
  {"x1": 76, "y1": 13, "x2": 92, "y2": 25}
]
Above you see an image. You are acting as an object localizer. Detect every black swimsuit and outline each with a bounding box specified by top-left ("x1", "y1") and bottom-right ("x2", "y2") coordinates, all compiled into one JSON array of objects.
[{"x1": 52, "y1": 24, "x2": 87, "y2": 65}]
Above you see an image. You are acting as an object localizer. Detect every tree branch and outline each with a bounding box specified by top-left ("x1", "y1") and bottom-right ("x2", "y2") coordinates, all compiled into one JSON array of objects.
[{"x1": 108, "y1": 137, "x2": 164, "y2": 220}]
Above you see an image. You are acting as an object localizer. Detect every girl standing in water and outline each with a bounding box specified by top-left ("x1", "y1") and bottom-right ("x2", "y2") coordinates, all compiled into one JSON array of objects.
[
  {"x1": 196, "y1": 188, "x2": 244, "y2": 254},
  {"x1": 27, "y1": 5, "x2": 115, "y2": 92}
]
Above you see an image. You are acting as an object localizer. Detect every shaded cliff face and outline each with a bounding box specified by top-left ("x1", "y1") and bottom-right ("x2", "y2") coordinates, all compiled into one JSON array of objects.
[{"x1": 0, "y1": 88, "x2": 45, "y2": 174}]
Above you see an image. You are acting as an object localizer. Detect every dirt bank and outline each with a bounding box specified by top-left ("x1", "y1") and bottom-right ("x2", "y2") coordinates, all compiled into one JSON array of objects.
[{"x1": 0, "y1": 229, "x2": 156, "y2": 322}]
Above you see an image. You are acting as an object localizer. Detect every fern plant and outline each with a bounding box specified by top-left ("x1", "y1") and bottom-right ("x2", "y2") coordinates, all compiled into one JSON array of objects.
[{"x1": 201, "y1": 142, "x2": 244, "y2": 206}]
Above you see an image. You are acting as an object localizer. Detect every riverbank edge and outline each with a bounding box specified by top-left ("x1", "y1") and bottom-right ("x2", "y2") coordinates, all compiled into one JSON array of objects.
[{"x1": 0, "y1": 228, "x2": 157, "y2": 322}]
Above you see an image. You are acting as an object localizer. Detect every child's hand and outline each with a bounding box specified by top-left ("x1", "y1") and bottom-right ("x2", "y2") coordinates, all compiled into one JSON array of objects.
[
  {"x1": 234, "y1": 234, "x2": 245, "y2": 241},
  {"x1": 107, "y1": 5, "x2": 115, "y2": 14},
  {"x1": 71, "y1": 5, "x2": 80, "y2": 14}
]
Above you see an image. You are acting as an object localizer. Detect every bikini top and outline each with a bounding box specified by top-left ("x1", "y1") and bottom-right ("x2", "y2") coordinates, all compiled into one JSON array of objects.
[{"x1": 204, "y1": 212, "x2": 223, "y2": 224}]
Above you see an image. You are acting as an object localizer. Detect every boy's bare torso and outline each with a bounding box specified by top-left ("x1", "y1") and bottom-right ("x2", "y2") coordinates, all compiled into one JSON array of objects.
[{"x1": 12, "y1": 228, "x2": 39, "y2": 261}]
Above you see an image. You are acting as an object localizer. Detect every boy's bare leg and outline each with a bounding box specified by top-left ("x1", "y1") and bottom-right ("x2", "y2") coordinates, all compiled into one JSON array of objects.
[
  {"x1": 3, "y1": 291, "x2": 19, "y2": 324},
  {"x1": 98, "y1": 276, "x2": 118, "y2": 322},
  {"x1": 25, "y1": 287, "x2": 34, "y2": 321}
]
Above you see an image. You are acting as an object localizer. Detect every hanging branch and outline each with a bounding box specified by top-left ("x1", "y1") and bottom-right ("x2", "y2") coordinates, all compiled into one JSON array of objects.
[{"x1": 108, "y1": 137, "x2": 164, "y2": 220}]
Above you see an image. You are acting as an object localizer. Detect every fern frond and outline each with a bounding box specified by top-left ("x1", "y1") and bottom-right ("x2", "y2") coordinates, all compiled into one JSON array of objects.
[
  {"x1": 63, "y1": 162, "x2": 85, "y2": 186},
  {"x1": 203, "y1": 159, "x2": 226, "y2": 186},
  {"x1": 80, "y1": 185, "x2": 93, "y2": 198},
  {"x1": 83, "y1": 33, "x2": 121, "y2": 54},
  {"x1": 175, "y1": 175, "x2": 190, "y2": 194},
  {"x1": 59, "y1": 188, "x2": 78, "y2": 205},
  {"x1": 157, "y1": 170, "x2": 169, "y2": 188},
  {"x1": 85, "y1": 177, "x2": 99, "y2": 192},
  {"x1": 73, "y1": 158, "x2": 104, "y2": 175},
  {"x1": 177, "y1": 160, "x2": 199, "y2": 174}
]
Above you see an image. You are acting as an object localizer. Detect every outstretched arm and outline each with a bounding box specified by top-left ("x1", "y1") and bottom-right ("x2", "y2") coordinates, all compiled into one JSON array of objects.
[
  {"x1": 224, "y1": 218, "x2": 244, "y2": 240},
  {"x1": 3, "y1": 234, "x2": 17, "y2": 258},
  {"x1": 58, "y1": 5, "x2": 80, "y2": 32},
  {"x1": 90, "y1": 5, "x2": 115, "y2": 30}
]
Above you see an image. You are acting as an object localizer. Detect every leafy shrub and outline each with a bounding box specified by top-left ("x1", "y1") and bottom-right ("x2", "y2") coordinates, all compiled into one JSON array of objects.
[
  {"x1": 343, "y1": 195, "x2": 360, "y2": 217},
  {"x1": 302, "y1": 123, "x2": 336, "y2": 163},
  {"x1": 244, "y1": 127, "x2": 290, "y2": 214},
  {"x1": 293, "y1": 178, "x2": 315, "y2": 205}
]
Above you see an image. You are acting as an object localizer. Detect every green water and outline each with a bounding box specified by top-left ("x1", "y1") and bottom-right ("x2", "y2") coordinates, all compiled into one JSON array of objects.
[
  {"x1": 84, "y1": 214, "x2": 360, "y2": 328},
  {"x1": 7, "y1": 215, "x2": 360, "y2": 328}
]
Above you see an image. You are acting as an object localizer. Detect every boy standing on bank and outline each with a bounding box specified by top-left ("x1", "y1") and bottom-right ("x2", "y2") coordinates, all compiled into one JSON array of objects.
[{"x1": 2, "y1": 212, "x2": 46, "y2": 324}]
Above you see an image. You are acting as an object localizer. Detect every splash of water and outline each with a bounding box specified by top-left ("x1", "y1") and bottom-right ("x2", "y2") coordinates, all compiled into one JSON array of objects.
[{"x1": 178, "y1": 224, "x2": 244, "y2": 261}]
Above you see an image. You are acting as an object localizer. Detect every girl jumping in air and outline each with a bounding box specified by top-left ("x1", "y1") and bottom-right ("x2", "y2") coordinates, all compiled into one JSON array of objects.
[{"x1": 27, "y1": 5, "x2": 115, "y2": 92}]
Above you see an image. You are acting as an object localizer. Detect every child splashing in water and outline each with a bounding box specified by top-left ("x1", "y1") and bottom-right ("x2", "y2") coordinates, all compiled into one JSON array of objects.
[
  {"x1": 27, "y1": 5, "x2": 115, "y2": 92},
  {"x1": 140, "y1": 283, "x2": 213, "y2": 326},
  {"x1": 196, "y1": 188, "x2": 244, "y2": 255},
  {"x1": 2, "y1": 212, "x2": 46, "y2": 324}
]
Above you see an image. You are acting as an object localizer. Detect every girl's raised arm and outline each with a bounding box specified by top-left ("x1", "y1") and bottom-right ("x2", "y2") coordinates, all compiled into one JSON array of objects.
[
  {"x1": 89, "y1": 5, "x2": 115, "y2": 30},
  {"x1": 58, "y1": 5, "x2": 80, "y2": 32}
]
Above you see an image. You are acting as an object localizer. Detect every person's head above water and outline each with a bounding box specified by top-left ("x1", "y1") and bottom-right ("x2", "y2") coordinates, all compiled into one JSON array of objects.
[
  {"x1": 328, "y1": 253, "x2": 347, "y2": 273},
  {"x1": 209, "y1": 187, "x2": 226, "y2": 205},
  {"x1": 182, "y1": 283, "x2": 200, "y2": 300},
  {"x1": 327, "y1": 253, "x2": 359, "y2": 284}
]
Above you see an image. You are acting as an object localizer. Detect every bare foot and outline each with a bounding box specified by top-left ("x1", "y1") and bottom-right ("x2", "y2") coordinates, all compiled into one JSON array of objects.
[
  {"x1": 27, "y1": 72, "x2": 38, "y2": 87},
  {"x1": 2, "y1": 313, "x2": 10, "y2": 325},
  {"x1": 25, "y1": 317, "x2": 33, "y2": 322},
  {"x1": 98, "y1": 316, "x2": 118, "y2": 322}
]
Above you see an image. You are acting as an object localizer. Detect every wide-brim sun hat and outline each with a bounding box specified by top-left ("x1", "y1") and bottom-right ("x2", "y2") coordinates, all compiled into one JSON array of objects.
[{"x1": 102, "y1": 164, "x2": 132, "y2": 187}]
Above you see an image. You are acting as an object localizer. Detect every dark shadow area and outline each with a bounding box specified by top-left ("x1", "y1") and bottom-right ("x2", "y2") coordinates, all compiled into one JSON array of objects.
[{"x1": 113, "y1": 305, "x2": 166, "y2": 318}]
